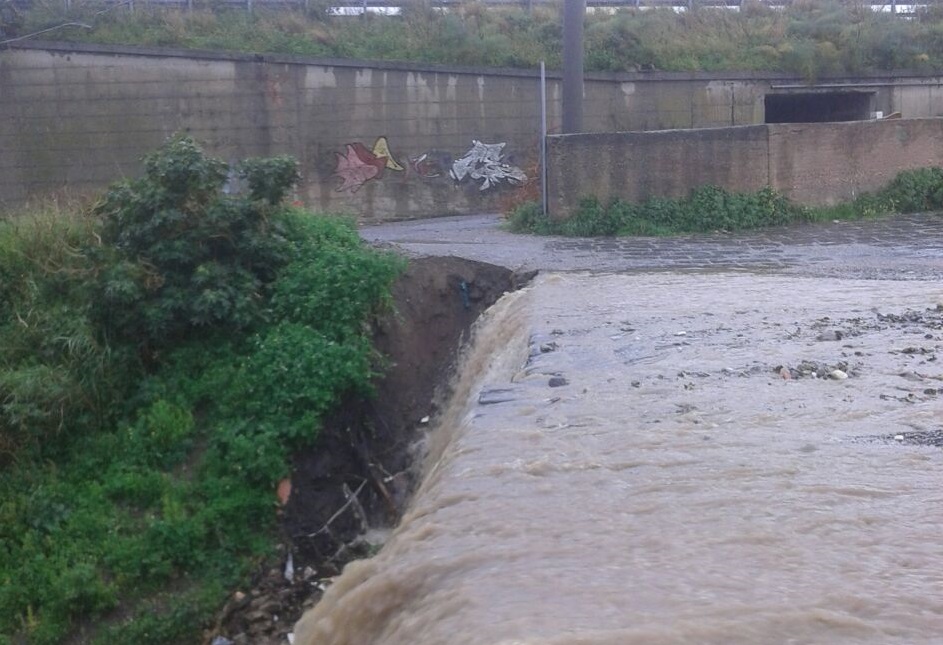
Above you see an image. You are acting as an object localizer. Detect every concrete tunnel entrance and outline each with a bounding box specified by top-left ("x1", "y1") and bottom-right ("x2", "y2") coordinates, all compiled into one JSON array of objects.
[{"x1": 765, "y1": 91, "x2": 875, "y2": 123}]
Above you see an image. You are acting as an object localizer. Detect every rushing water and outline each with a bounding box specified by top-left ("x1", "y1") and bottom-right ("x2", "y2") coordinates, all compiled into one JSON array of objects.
[{"x1": 295, "y1": 272, "x2": 943, "y2": 645}]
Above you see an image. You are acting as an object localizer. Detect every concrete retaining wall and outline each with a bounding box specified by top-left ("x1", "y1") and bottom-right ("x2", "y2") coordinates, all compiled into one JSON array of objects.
[
  {"x1": 546, "y1": 126, "x2": 771, "y2": 211},
  {"x1": 546, "y1": 118, "x2": 943, "y2": 217},
  {"x1": 5, "y1": 42, "x2": 943, "y2": 220},
  {"x1": 767, "y1": 119, "x2": 943, "y2": 204}
]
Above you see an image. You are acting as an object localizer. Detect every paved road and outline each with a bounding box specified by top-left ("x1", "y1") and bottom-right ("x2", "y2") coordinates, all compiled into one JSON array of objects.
[{"x1": 361, "y1": 213, "x2": 943, "y2": 279}]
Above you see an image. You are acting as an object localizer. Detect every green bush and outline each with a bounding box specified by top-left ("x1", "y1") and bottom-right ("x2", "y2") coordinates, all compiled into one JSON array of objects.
[
  {"x1": 506, "y1": 201, "x2": 547, "y2": 234},
  {"x1": 875, "y1": 166, "x2": 943, "y2": 212},
  {"x1": 93, "y1": 136, "x2": 297, "y2": 350},
  {"x1": 509, "y1": 185, "x2": 809, "y2": 236}
]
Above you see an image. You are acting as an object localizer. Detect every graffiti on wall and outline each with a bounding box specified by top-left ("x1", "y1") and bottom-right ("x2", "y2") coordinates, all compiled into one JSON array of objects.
[
  {"x1": 450, "y1": 140, "x2": 528, "y2": 191},
  {"x1": 332, "y1": 138, "x2": 527, "y2": 193},
  {"x1": 409, "y1": 151, "x2": 453, "y2": 179},
  {"x1": 333, "y1": 136, "x2": 404, "y2": 193}
]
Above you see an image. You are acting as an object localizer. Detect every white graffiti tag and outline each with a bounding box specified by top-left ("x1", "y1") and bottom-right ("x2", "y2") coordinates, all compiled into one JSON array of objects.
[{"x1": 450, "y1": 140, "x2": 527, "y2": 191}]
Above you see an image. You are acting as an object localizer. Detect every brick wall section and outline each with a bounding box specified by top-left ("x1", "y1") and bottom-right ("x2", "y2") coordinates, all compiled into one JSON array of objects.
[
  {"x1": 768, "y1": 119, "x2": 943, "y2": 204},
  {"x1": 547, "y1": 118, "x2": 943, "y2": 218},
  {"x1": 5, "y1": 42, "x2": 943, "y2": 220}
]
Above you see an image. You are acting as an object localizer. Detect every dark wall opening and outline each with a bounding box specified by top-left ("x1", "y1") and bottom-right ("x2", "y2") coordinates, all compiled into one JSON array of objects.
[{"x1": 765, "y1": 91, "x2": 874, "y2": 123}]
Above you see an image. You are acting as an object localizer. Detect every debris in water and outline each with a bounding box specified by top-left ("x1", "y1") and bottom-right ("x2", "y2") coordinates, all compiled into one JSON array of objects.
[
  {"x1": 829, "y1": 369, "x2": 849, "y2": 380},
  {"x1": 284, "y1": 552, "x2": 294, "y2": 583},
  {"x1": 277, "y1": 478, "x2": 292, "y2": 506}
]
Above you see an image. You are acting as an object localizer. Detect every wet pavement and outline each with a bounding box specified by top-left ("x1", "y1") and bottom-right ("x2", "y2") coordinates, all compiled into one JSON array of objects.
[{"x1": 361, "y1": 213, "x2": 943, "y2": 279}]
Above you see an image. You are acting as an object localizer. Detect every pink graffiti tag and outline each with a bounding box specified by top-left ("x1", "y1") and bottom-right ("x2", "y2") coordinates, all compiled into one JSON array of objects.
[
  {"x1": 333, "y1": 143, "x2": 387, "y2": 193},
  {"x1": 333, "y1": 138, "x2": 404, "y2": 193}
]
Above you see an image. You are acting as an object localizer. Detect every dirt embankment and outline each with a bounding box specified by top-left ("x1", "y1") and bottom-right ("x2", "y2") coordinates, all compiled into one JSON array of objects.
[{"x1": 209, "y1": 256, "x2": 530, "y2": 645}]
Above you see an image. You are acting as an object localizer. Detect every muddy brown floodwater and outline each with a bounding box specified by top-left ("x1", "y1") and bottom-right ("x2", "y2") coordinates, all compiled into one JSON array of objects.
[{"x1": 295, "y1": 271, "x2": 943, "y2": 645}]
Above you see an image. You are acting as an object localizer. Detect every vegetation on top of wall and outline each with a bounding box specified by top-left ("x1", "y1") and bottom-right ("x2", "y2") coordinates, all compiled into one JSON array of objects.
[
  {"x1": 507, "y1": 167, "x2": 943, "y2": 236},
  {"x1": 0, "y1": 137, "x2": 403, "y2": 644},
  {"x1": 16, "y1": 0, "x2": 943, "y2": 78}
]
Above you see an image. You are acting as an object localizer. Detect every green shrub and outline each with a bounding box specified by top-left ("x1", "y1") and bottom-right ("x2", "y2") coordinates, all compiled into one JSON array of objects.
[
  {"x1": 92, "y1": 136, "x2": 297, "y2": 350},
  {"x1": 510, "y1": 185, "x2": 810, "y2": 237},
  {"x1": 505, "y1": 201, "x2": 546, "y2": 234},
  {"x1": 128, "y1": 400, "x2": 195, "y2": 469},
  {"x1": 238, "y1": 155, "x2": 301, "y2": 205},
  {"x1": 875, "y1": 166, "x2": 943, "y2": 212}
]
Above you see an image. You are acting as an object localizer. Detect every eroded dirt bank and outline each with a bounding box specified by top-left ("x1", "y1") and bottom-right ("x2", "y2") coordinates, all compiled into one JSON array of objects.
[{"x1": 208, "y1": 256, "x2": 530, "y2": 645}]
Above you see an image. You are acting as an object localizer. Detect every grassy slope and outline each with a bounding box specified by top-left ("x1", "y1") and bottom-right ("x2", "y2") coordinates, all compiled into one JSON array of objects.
[
  {"x1": 17, "y1": 0, "x2": 943, "y2": 78},
  {"x1": 0, "y1": 145, "x2": 403, "y2": 644}
]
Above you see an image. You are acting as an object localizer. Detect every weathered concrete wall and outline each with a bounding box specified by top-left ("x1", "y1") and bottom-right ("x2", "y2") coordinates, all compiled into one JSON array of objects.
[
  {"x1": 547, "y1": 118, "x2": 943, "y2": 217},
  {"x1": 547, "y1": 126, "x2": 770, "y2": 211},
  {"x1": 5, "y1": 41, "x2": 943, "y2": 220},
  {"x1": 768, "y1": 119, "x2": 943, "y2": 204},
  {"x1": 0, "y1": 43, "x2": 547, "y2": 221}
]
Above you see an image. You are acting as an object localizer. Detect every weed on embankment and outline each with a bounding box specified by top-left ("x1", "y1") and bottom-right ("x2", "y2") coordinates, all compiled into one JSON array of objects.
[
  {"x1": 0, "y1": 137, "x2": 403, "y2": 644},
  {"x1": 507, "y1": 167, "x2": 943, "y2": 237},
  {"x1": 20, "y1": 0, "x2": 943, "y2": 78}
]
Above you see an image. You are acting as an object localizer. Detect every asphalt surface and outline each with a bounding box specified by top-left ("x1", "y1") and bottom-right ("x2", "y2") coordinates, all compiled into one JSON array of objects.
[{"x1": 361, "y1": 213, "x2": 943, "y2": 280}]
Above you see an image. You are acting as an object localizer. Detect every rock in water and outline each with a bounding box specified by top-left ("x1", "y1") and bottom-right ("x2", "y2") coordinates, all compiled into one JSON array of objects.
[{"x1": 829, "y1": 369, "x2": 848, "y2": 380}]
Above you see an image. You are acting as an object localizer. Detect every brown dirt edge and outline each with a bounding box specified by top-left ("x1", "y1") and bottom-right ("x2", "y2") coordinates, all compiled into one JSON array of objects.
[{"x1": 207, "y1": 255, "x2": 534, "y2": 645}]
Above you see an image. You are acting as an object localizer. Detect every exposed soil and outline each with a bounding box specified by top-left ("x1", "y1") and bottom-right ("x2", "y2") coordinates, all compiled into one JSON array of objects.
[{"x1": 207, "y1": 255, "x2": 531, "y2": 645}]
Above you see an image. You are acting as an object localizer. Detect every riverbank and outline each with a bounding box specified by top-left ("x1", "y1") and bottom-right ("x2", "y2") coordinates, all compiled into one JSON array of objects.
[{"x1": 209, "y1": 255, "x2": 529, "y2": 644}]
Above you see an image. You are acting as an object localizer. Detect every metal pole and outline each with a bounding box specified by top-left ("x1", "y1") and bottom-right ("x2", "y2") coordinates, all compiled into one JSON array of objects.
[
  {"x1": 540, "y1": 61, "x2": 548, "y2": 218},
  {"x1": 562, "y1": 0, "x2": 585, "y2": 134}
]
